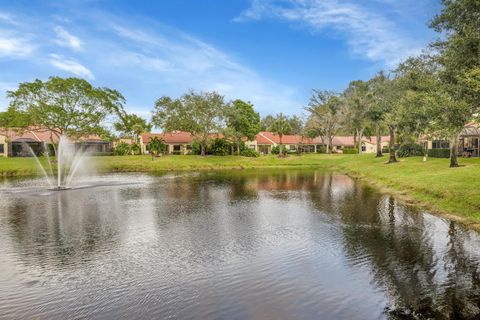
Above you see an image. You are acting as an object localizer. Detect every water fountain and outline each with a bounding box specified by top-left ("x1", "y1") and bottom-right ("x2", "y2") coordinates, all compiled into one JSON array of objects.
[{"x1": 25, "y1": 135, "x2": 91, "y2": 191}]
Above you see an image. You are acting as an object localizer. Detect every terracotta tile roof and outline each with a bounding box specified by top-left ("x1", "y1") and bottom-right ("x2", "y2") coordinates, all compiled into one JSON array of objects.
[
  {"x1": 256, "y1": 132, "x2": 316, "y2": 145},
  {"x1": 141, "y1": 131, "x2": 193, "y2": 144},
  {"x1": 0, "y1": 127, "x2": 104, "y2": 143}
]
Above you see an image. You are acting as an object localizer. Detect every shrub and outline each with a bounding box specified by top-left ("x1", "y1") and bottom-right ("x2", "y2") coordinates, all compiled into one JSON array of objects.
[
  {"x1": 316, "y1": 146, "x2": 326, "y2": 154},
  {"x1": 240, "y1": 148, "x2": 260, "y2": 157},
  {"x1": 397, "y1": 143, "x2": 425, "y2": 158},
  {"x1": 382, "y1": 146, "x2": 390, "y2": 153},
  {"x1": 114, "y1": 142, "x2": 130, "y2": 156},
  {"x1": 428, "y1": 148, "x2": 450, "y2": 158},
  {"x1": 271, "y1": 145, "x2": 280, "y2": 155},
  {"x1": 343, "y1": 148, "x2": 358, "y2": 154},
  {"x1": 210, "y1": 138, "x2": 231, "y2": 156},
  {"x1": 130, "y1": 143, "x2": 142, "y2": 155}
]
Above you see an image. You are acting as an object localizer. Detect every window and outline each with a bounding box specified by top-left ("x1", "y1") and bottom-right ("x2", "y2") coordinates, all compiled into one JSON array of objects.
[
  {"x1": 289, "y1": 145, "x2": 296, "y2": 151},
  {"x1": 0, "y1": 144, "x2": 3, "y2": 153},
  {"x1": 432, "y1": 140, "x2": 449, "y2": 149},
  {"x1": 361, "y1": 144, "x2": 366, "y2": 152}
]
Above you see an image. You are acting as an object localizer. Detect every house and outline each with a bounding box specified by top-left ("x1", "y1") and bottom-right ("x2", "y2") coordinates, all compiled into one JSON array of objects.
[
  {"x1": 246, "y1": 132, "x2": 318, "y2": 154},
  {"x1": 246, "y1": 132, "x2": 390, "y2": 154},
  {"x1": 140, "y1": 131, "x2": 194, "y2": 155},
  {"x1": 421, "y1": 123, "x2": 480, "y2": 157},
  {"x1": 0, "y1": 127, "x2": 112, "y2": 157},
  {"x1": 327, "y1": 136, "x2": 390, "y2": 154}
]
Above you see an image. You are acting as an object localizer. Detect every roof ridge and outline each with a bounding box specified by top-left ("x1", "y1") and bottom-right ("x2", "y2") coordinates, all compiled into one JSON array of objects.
[{"x1": 259, "y1": 132, "x2": 276, "y2": 145}]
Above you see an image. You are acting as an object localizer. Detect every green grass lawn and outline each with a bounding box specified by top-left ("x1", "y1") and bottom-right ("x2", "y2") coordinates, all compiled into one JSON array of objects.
[{"x1": 1, "y1": 153, "x2": 479, "y2": 227}]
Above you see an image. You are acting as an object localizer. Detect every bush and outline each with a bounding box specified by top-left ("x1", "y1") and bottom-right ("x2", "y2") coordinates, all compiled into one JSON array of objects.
[
  {"x1": 130, "y1": 143, "x2": 142, "y2": 155},
  {"x1": 271, "y1": 145, "x2": 280, "y2": 155},
  {"x1": 240, "y1": 148, "x2": 260, "y2": 157},
  {"x1": 382, "y1": 146, "x2": 390, "y2": 153},
  {"x1": 210, "y1": 138, "x2": 231, "y2": 156},
  {"x1": 316, "y1": 146, "x2": 326, "y2": 154},
  {"x1": 428, "y1": 148, "x2": 450, "y2": 158},
  {"x1": 343, "y1": 148, "x2": 358, "y2": 154},
  {"x1": 397, "y1": 143, "x2": 425, "y2": 158},
  {"x1": 114, "y1": 142, "x2": 130, "y2": 156}
]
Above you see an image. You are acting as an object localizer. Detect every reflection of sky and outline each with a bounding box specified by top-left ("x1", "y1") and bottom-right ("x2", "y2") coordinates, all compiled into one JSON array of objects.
[{"x1": 0, "y1": 171, "x2": 479, "y2": 319}]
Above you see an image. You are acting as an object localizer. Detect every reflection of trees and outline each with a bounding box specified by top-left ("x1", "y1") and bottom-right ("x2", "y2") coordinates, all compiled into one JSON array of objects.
[
  {"x1": 330, "y1": 186, "x2": 480, "y2": 319},
  {"x1": 3, "y1": 189, "x2": 123, "y2": 269}
]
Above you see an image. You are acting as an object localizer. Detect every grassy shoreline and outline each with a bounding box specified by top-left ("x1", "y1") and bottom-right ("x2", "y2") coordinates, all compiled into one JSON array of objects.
[{"x1": 1, "y1": 154, "x2": 479, "y2": 228}]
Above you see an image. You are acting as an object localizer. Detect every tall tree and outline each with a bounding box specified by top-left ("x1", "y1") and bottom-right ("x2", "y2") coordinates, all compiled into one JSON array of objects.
[
  {"x1": 367, "y1": 72, "x2": 390, "y2": 157},
  {"x1": 152, "y1": 90, "x2": 226, "y2": 156},
  {"x1": 268, "y1": 113, "x2": 291, "y2": 157},
  {"x1": 288, "y1": 115, "x2": 304, "y2": 135},
  {"x1": 7, "y1": 77, "x2": 124, "y2": 140},
  {"x1": 306, "y1": 90, "x2": 344, "y2": 154},
  {"x1": 260, "y1": 115, "x2": 275, "y2": 131},
  {"x1": 343, "y1": 80, "x2": 372, "y2": 154},
  {"x1": 114, "y1": 113, "x2": 152, "y2": 144},
  {"x1": 429, "y1": 0, "x2": 480, "y2": 167},
  {"x1": 225, "y1": 99, "x2": 260, "y2": 155}
]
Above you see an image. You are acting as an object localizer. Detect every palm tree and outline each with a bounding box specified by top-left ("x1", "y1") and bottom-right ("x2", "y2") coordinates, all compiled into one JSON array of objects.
[{"x1": 268, "y1": 113, "x2": 292, "y2": 157}]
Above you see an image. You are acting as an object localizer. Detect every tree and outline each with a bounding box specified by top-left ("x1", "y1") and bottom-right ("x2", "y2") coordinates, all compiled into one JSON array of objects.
[
  {"x1": 288, "y1": 115, "x2": 304, "y2": 135},
  {"x1": 7, "y1": 77, "x2": 124, "y2": 140},
  {"x1": 367, "y1": 74, "x2": 402, "y2": 164},
  {"x1": 260, "y1": 115, "x2": 275, "y2": 131},
  {"x1": 225, "y1": 99, "x2": 260, "y2": 155},
  {"x1": 114, "y1": 113, "x2": 151, "y2": 144},
  {"x1": 429, "y1": 0, "x2": 480, "y2": 167},
  {"x1": 146, "y1": 136, "x2": 166, "y2": 160},
  {"x1": 306, "y1": 90, "x2": 344, "y2": 154},
  {"x1": 342, "y1": 80, "x2": 372, "y2": 154},
  {"x1": 152, "y1": 90, "x2": 226, "y2": 156},
  {"x1": 367, "y1": 72, "x2": 390, "y2": 157},
  {"x1": 268, "y1": 113, "x2": 291, "y2": 157}
]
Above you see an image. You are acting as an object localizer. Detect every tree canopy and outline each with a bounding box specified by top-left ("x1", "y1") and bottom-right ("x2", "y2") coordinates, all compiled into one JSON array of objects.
[
  {"x1": 7, "y1": 77, "x2": 125, "y2": 139},
  {"x1": 152, "y1": 90, "x2": 226, "y2": 156}
]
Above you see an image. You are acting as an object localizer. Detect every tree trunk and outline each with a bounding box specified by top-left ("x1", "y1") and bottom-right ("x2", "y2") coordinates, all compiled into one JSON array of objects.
[
  {"x1": 376, "y1": 124, "x2": 383, "y2": 157},
  {"x1": 279, "y1": 135, "x2": 283, "y2": 157},
  {"x1": 353, "y1": 131, "x2": 357, "y2": 149},
  {"x1": 387, "y1": 125, "x2": 397, "y2": 163},
  {"x1": 358, "y1": 128, "x2": 364, "y2": 155},
  {"x1": 237, "y1": 142, "x2": 240, "y2": 155},
  {"x1": 449, "y1": 135, "x2": 459, "y2": 168},
  {"x1": 200, "y1": 143, "x2": 206, "y2": 156}
]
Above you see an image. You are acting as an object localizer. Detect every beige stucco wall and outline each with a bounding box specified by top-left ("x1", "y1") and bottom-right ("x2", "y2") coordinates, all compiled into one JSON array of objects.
[{"x1": 0, "y1": 135, "x2": 7, "y2": 157}]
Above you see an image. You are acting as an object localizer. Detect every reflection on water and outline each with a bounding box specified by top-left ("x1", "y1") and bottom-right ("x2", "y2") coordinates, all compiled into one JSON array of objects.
[{"x1": 0, "y1": 171, "x2": 479, "y2": 319}]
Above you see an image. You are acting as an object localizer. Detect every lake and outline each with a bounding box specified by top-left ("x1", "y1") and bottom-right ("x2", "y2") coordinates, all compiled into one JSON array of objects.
[{"x1": 0, "y1": 170, "x2": 479, "y2": 319}]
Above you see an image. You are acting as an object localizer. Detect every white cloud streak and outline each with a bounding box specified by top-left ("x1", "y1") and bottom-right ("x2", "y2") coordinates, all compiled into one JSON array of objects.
[
  {"x1": 49, "y1": 54, "x2": 94, "y2": 79},
  {"x1": 0, "y1": 12, "x2": 18, "y2": 25},
  {"x1": 54, "y1": 26, "x2": 82, "y2": 51},
  {"x1": 236, "y1": 0, "x2": 423, "y2": 66},
  {"x1": 105, "y1": 21, "x2": 299, "y2": 113},
  {"x1": 0, "y1": 31, "x2": 34, "y2": 58}
]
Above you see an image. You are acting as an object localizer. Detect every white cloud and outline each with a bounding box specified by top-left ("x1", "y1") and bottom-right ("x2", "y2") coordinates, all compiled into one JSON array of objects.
[
  {"x1": 49, "y1": 54, "x2": 94, "y2": 79},
  {"x1": 54, "y1": 26, "x2": 82, "y2": 51},
  {"x1": 0, "y1": 12, "x2": 17, "y2": 25},
  {"x1": 0, "y1": 31, "x2": 34, "y2": 58},
  {"x1": 106, "y1": 22, "x2": 300, "y2": 113},
  {"x1": 236, "y1": 0, "x2": 423, "y2": 66}
]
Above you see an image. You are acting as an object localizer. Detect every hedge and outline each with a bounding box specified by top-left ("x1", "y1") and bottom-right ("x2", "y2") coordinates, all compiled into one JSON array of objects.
[
  {"x1": 427, "y1": 148, "x2": 450, "y2": 158},
  {"x1": 343, "y1": 148, "x2": 358, "y2": 154}
]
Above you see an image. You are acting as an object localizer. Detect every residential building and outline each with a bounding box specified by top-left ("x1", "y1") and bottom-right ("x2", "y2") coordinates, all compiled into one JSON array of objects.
[{"x1": 0, "y1": 128, "x2": 112, "y2": 157}]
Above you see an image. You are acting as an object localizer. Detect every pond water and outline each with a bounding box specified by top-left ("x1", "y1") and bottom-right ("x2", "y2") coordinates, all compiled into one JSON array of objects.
[{"x1": 0, "y1": 170, "x2": 479, "y2": 319}]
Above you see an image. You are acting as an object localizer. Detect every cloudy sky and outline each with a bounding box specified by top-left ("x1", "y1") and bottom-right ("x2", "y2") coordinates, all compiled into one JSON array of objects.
[{"x1": 0, "y1": 0, "x2": 440, "y2": 118}]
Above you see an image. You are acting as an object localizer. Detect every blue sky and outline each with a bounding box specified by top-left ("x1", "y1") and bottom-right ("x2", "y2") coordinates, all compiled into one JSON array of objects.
[{"x1": 0, "y1": 0, "x2": 440, "y2": 118}]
